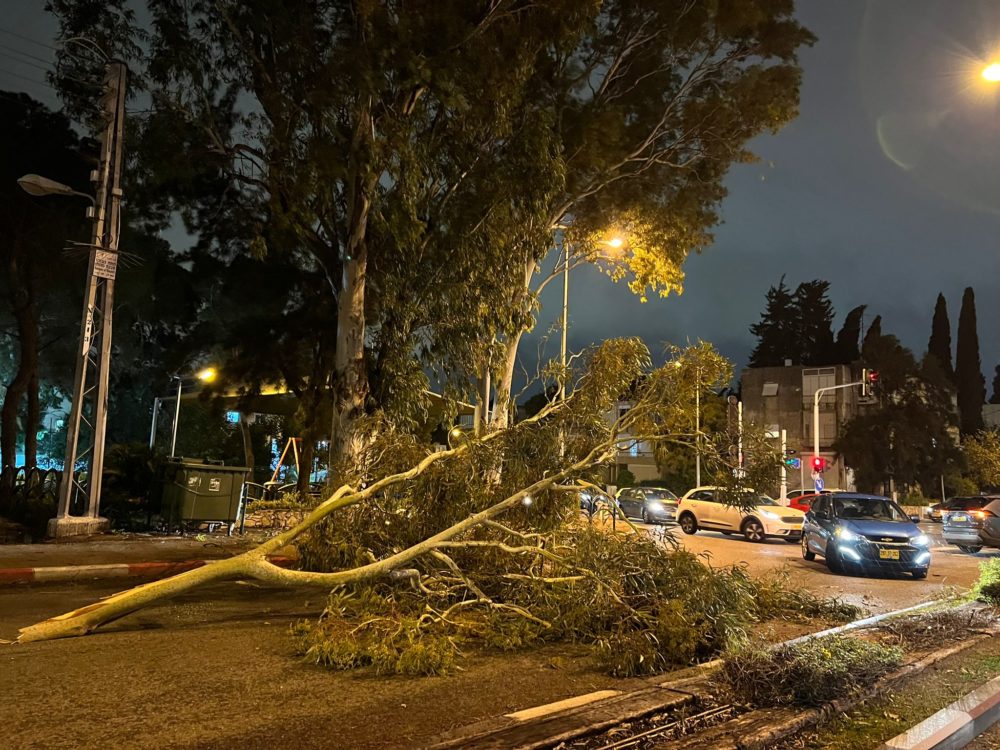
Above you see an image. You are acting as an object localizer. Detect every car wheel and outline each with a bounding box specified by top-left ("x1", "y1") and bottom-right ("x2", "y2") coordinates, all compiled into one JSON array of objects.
[
  {"x1": 825, "y1": 543, "x2": 843, "y2": 574},
  {"x1": 742, "y1": 519, "x2": 765, "y2": 543},
  {"x1": 959, "y1": 545, "x2": 983, "y2": 554},
  {"x1": 679, "y1": 513, "x2": 697, "y2": 535},
  {"x1": 802, "y1": 537, "x2": 816, "y2": 561},
  {"x1": 912, "y1": 568, "x2": 928, "y2": 580}
]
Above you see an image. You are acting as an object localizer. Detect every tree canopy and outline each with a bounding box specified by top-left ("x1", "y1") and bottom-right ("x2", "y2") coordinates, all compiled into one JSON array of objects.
[{"x1": 956, "y1": 287, "x2": 986, "y2": 435}]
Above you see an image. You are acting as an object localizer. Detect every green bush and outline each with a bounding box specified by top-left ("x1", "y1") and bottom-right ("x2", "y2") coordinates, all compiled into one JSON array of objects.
[
  {"x1": 972, "y1": 558, "x2": 1000, "y2": 605},
  {"x1": 721, "y1": 635, "x2": 903, "y2": 707}
]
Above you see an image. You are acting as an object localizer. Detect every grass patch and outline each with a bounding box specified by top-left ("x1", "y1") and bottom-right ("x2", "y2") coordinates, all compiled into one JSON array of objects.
[
  {"x1": 721, "y1": 635, "x2": 903, "y2": 708},
  {"x1": 972, "y1": 558, "x2": 1000, "y2": 605},
  {"x1": 781, "y1": 636, "x2": 1000, "y2": 749}
]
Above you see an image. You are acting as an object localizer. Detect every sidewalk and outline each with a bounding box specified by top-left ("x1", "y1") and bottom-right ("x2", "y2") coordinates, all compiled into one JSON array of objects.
[{"x1": 0, "y1": 532, "x2": 298, "y2": 585}]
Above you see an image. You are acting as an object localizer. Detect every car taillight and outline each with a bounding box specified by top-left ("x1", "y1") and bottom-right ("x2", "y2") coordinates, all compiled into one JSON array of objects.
[{"x1": 974, "y1": 510, "x2": 995, "y2": 520}]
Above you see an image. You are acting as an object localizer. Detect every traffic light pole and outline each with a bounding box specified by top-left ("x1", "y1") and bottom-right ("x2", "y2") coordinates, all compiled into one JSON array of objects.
[{"x1": 811, "y1": 381, "x2": 865, "y2": 484}]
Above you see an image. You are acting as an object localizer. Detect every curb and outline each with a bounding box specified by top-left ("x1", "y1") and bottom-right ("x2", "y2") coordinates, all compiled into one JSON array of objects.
[
  {"x1": 0, "y1": 555, "x2": 296, "y2": 585},
  {"x1": 878, "y1": 674, "x2": 1000, "y2": 750}
]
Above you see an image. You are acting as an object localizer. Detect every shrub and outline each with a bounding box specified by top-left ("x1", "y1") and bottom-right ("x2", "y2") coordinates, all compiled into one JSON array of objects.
[
  {"x1": 972, "y1": 558, "x2": 1000, "y2": 605},
  {"x1": 721, "y1": 635, "x2": 903, "y2": 707}
]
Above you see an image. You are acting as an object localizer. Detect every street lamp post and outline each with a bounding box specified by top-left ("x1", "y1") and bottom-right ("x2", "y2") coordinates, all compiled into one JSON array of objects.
[
  {"x1": 168, "y1": 367, "x2": 217, "y2": 459},
  {"x1": 19, "y1": 60, "x2": 128, "y2": 538}
]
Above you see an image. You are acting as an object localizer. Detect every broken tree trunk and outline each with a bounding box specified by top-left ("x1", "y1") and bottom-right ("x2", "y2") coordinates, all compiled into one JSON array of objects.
[{"x1": 17, "y1": 400, "x2": 607, "y2": 644}]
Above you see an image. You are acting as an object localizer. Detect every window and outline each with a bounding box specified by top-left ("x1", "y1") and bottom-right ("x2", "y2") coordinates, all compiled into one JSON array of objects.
[
  {"x1": 812, "y1": 496, "x2": 829, "y2": 516},
  {"x1": 762, "y1": 382, "x2": 779, "y2": 397},
  {"x1": 803, "y1": 367, "x2": 837, "y2": 403}
]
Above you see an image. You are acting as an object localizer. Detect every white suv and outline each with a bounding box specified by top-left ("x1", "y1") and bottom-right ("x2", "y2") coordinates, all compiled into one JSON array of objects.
[{"x1": 677, "y1": 486, "x2": 805, "y2": 543}]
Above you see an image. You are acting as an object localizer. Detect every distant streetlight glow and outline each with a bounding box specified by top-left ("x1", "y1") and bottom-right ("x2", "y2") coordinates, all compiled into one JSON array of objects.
[
  {"x1": 196, "y1": 367, "x2": 218, "y2": 383},
  {"x1": 606, "y1": 236, "x2": 624, "y2": 249},
  {"x1": 983, "y1": 63, "x2": 1000, "y2": 82}
]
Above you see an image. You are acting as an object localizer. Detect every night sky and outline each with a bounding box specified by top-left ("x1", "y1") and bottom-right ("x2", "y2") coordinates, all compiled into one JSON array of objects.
[{"x1": 4, "y1": 1, "x2": 1000, "y2": 387}]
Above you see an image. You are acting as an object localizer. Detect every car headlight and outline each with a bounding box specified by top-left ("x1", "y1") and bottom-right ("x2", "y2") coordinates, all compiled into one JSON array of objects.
[
  {"x1": 647, "y1": 501, "x2": 664, "y2": 512},
  {"x1": 835, "y1": 527, "x2": 861, "y2": 543},
  {"x1": 911, "y1": 534, "x2": 930, "y2": 547},
  {"x1": 759, "y1": 509, "x2": 780, "y2": 520}
]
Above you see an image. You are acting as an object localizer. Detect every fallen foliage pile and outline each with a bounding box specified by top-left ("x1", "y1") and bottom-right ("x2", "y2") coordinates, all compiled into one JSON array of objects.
[{"x1": 720, "y1": 635, "x2": 903, "y2": 707}]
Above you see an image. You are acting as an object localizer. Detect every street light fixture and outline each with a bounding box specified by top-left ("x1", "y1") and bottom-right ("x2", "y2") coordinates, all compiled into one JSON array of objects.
[
  {"x1": 17, "y1": 173, "x2": 95, "y2": 203},
  {"x1": 158, "y1": 366, "x2": 219, "y2": 459},
  {"x1": 982, "y1": 62, "x2": 1000, "y2": 82}
]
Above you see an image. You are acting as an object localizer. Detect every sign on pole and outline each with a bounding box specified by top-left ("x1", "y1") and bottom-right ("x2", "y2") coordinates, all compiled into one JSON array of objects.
[
  {"x1": 93, "y1": 250, "x2": 118, "y2": 280},
  {"x1": 814, "y1": 475, "x2": 825, "y2": 492}
]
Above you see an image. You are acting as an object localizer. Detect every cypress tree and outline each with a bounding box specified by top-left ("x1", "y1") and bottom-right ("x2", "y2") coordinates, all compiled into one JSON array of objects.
[
  {"x1": 990, "y1": 364, "x2": 1000, "y2": 405},
  {"x1": 794, "y1": 280, "x2": 836, "y2": 365},
  {"x1": 835, "y1": 305, "x2": 866, "y2": 362},
  {"x1": 861, "y1": 315, "x2": 882, "y2": 360},
  {"x1": 749, "y1": 277, "x2": 798, "y2": 367},
  {"x1": 926, "y1": 293, "x2": 954, "y2": 380},
  {"x1": 956, "y1": 287, "x2": 986, "y2": 434}
]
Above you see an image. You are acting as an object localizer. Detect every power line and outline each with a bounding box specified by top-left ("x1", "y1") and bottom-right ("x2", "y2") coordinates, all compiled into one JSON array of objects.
[
  {"x1": 0, "y1": 26, "x2": 59, "y2": 52},
  {"x1": 0, "y1": 41, "x2": 54, "y2": 67},
  {"x1": 0, "y1": 65, "x2": 52, "y2": 88},
  {"x1": 0, "y1": 49, "x2": 54, "y2": 74}
]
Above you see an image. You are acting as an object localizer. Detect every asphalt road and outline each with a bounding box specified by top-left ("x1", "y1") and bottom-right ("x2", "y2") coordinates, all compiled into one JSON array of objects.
[
  {"x1": 0, "y1": 521, "x2": 989, "y2": 749},
  {"x1": 651, "y1": 518, "x2": 988, "y2": 613}
]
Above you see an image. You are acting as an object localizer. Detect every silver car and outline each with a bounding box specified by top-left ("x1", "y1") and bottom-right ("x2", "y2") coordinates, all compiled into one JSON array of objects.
[{"x1": 942, "y1": 496, "x2": 1000, "y2": 553}]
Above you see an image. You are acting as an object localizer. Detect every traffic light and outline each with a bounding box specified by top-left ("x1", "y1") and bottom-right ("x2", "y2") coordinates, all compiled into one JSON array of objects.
[
  {"x1": 861, "y1": 368, "x2": 880, "y2": 397},
  {"x1": 811, "y1": 455, "x2": 826, "y2": 473}
]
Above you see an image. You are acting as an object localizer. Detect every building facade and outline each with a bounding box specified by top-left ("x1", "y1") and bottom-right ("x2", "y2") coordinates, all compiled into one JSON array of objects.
[{"x1": 740, "y1": 363, "x2": 869, "y2": 494}]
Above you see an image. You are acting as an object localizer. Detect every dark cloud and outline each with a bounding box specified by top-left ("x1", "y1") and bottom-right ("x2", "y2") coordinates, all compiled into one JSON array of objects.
[{"x1": 529, "y1": 0, "x2": 1000, "y2": 385}]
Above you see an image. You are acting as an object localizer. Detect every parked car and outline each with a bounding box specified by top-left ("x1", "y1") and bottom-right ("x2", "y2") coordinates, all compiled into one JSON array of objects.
[
  {"x1": 676, "y1": 486, "x2": 805, "y2": 542},
  {"x1": 579, "y1": 489, "x2": 614, "y2": 516},
  {"x1": 926, "y1": 498, "x2": 975, "y2": 522},
  {"x1": 788, "y1": 493, "x2": 821, "y2": 513},
  {"x1": 786, "y1": 488, "x2": 846, "y2": 503},
  {"x1": 801, "y1": 493, "x2": 930, "y2": 578},
  {"x1": 615, "y1": 486, "x2": 678, "y2": 524},
  {"x1": 942, "y1": 496, "x2": 1000, "y2": 553}
]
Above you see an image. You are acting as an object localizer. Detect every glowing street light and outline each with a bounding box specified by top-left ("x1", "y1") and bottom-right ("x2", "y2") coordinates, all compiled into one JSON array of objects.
[
  {"x1": 982, "y1": 62, "x2": 1000, "y2": 82},
  {"x1": 164, "y1": 365, "x2": 219, "y2": 458}
]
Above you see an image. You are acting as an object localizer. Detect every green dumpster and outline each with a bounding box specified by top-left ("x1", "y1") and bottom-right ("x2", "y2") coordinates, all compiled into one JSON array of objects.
[{"x1": 160, "y1": 459, "x2": 249, "y2": 526}]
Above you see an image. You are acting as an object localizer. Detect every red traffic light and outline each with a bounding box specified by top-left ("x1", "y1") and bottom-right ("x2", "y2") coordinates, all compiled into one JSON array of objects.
[
  {"x1": 868, "y1": 370, "x2": 879, "y2": 384},
  {"x1": 811, "y1": 455, "x2": 826, "y2": 472}
]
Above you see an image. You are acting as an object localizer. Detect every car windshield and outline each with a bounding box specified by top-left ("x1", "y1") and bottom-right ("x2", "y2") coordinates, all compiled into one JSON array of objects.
[
  {"x1": 742, "y1": 493, "x2": 777, "y2": 506},
  {"x1": 834, "y1": 497, "x2": 907, "y2": 521},
  {"x1": 645, "y1": 489, "x2": 677, "y2": 501}
]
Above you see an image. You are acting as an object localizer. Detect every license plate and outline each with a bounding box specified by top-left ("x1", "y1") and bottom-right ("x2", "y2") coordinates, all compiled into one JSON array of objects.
[
  {"x1": 879, "y1": 549, "x2": 900, "y2": 560},
  {"x1": 951, "y1": 515, "x2": 968, "y2": 523}
]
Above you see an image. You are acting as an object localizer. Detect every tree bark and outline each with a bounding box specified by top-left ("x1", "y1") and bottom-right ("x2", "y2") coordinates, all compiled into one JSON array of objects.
[
  {"x1": 24, "y1": 372, "x2": 39, "y2": 468},
  {"x1": 330, "y1": 138, "x2": 377, "y2": 471},
  {"x1": 0, "y1": 253, "x2": 38, "y2": 469},
  {"x1": 489, "y1": 258, "x2": 536, "y2": 430}
]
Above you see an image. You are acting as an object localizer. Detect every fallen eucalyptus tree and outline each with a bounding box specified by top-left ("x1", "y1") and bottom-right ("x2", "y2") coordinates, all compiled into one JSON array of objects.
[{"x1": 19, "y1": 340, "x2": 783, "y2": 666}]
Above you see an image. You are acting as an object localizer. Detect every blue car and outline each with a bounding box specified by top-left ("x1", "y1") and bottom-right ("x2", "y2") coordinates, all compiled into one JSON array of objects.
[{"x1": 801, "y1": 493, "x2": 931, "y2": 579}]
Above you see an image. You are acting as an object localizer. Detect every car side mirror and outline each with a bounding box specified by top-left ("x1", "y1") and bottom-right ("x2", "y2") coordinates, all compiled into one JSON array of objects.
[{"x1": 909, "y1": 514, "x2": 920, "y2": 523}]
